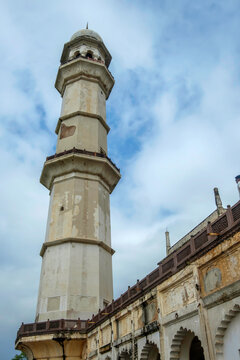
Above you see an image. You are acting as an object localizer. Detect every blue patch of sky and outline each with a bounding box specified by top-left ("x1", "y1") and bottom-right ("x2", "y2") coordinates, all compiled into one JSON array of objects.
[
  {"x1": 108, "y1": 113, "x2": 152, "y2": 174},
  {"x1": 1, "y1": 115, "x2": 26, "y2": 139},
  {"x1": 158, "y1": 207, "x2": 176, "y2": 219},
  {"x1": 35, "y1": 103, "x2": 53, "y2": 135},
  {"x1": 0, "y1": 329, "x2": 18, "y2": 360},
  {"x1": 4, "y1": 110, "x2": 47, "y2": 139},
  {"x1": 14, "y1": 68, "x2": 53, "y2": 133},
  {"x1": 175, "y1": 79, "x2": 203, "y2": 120},
  {"x1": 107, "y1": 68, "x2": 160, "y2": 167},
  {"x1": 108, "y1": 132, "x2": 141, "y2": 172},
  {"x1": 14, "y1": 68, "x2": 35, "y2": 95},
  {"x1": 151, "y1": 1, "x2": 240, "y2": 69}
]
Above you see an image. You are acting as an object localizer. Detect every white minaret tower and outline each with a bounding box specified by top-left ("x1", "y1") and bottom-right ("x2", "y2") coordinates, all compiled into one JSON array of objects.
[{"x1": 35, "y1": 28, "x2": 120, "y2": 321}]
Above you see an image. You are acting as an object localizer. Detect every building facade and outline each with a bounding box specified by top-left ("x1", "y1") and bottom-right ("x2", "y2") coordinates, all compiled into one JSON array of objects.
[{"x1": 16, "y1": 29, "x2": 240, "y2": 360}]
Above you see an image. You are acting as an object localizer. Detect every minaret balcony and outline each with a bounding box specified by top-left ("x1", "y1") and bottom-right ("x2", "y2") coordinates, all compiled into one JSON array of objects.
[{"x1": 40, "y1": 148, "x2": 121, "y2": 192}]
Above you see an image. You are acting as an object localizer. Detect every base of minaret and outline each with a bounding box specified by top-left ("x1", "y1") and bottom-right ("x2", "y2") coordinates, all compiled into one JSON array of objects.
[{"x1": 16, "y1": 320, "x2": 87, "y2": 360}]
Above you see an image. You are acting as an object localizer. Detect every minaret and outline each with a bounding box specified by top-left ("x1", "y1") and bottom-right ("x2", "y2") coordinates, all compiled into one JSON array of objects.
[{"x1": 35, "y1": 28, "x2": 120, "y2": 321}]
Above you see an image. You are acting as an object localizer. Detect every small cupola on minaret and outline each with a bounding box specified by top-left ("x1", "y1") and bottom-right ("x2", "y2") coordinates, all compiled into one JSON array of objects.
[{"x1": 61, "y1": 28, "x2": 112, "y2": 67}]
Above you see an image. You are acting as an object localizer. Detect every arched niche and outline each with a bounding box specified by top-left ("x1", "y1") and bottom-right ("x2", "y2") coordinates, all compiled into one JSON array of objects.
[
  {"x1": 170, "y1": 327, "x2": 205, "y2": 360},
  {"x1": 215, "y1": 303, "x2": 240, "y2": 359}
]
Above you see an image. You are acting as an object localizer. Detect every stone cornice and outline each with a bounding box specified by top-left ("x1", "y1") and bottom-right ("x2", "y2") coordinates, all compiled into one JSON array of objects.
[
  {"x1": 55, "y1": 110, "x2": 110, "y2": 135},
  {"x1": 40, "y1": 151, "x2": 121, "y2": 192},
  {"x1": 202, "y1": 279, "x2": 240, "y2": 309},
  {"x1": 55, "y1": 58, "x2": 114, "y2": 99},
  {"x1": 40, "y1": 237, "x2": 115, "y2": 257},
  {"x1": 53, "y1": 171, "x2": 110, "y2": 193}
]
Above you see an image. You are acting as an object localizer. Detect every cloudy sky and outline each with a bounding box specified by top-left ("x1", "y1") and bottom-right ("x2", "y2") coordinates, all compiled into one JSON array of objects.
[{"x1": 1, "y1": 0, "x2": 240, "y2": 358}]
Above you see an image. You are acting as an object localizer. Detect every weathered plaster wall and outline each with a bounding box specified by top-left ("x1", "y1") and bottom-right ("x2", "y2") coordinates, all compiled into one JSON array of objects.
[
  {"x1": 37, "y1": 242, "x2": 99, "y2": 320},
  {"x1": 44, "y1": 174, "x2": 111, "y2": 245},
  {"x1": 18, "y1": 336, "x2": 87, "y2": 360},
  {"x1": 198, "y1": 232, "x2": 240, "y2": 298},
  {"x1": 56, "y1": 115, "x2": 108, "y2": 154},
  {"x1": 60, "y1": 79, "x2": 106, "y2": 120},
  {"x1": 159, "y1": 270, "x2": 197, "y2": 316}
]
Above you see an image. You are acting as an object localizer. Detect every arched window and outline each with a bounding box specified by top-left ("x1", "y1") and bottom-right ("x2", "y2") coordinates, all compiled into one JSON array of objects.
[
  {"x1": 171, "y1": 328, "x2": 205, "y2": 360},
  {"x1": 223, "y1": 311, "x2": 240, "y2": 360},
  {"x1": 86, "y1": 51, "x2": 93, "y2": 59},
  {"x1": 74, "y1": 51, "x2": 80, "y2": 58}
]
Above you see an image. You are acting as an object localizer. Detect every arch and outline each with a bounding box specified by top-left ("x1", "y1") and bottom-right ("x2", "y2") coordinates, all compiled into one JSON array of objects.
[
  {"x1": 215, "y1": 303, "x2": 240, "y2": 359},
  {"x1": 86, "y1": 50, "x2": 93, "y2": 59},
  {"x1": 17, "y1": 344, "x2": 34, "y2": 360},
  {"x1": 73, "y1": 50, "x2": 80, "y2": 58},
  {"x1": 170, "y1": 327, "x2": 205, "y2": 360},
  {"x1": 140, "y1": 341, "x2": 160, "y2": 360}
]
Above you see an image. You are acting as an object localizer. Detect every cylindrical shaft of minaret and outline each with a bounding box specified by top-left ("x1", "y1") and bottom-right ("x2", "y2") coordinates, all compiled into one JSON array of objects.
[{"x1": 35, "y1": 29, "x2": 120, "y2": 322}]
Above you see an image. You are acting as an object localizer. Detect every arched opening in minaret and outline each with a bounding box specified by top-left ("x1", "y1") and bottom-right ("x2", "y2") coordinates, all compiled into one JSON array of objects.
[
  {"x1": 189, "y1": 336, "x2": 205, "y2": 360},
  {"x1": 74, "y1": 51, "x2": 80, "y2": 58},
  {"x1": 86, "y1": 51, "x2": 93, "y2": 59}
]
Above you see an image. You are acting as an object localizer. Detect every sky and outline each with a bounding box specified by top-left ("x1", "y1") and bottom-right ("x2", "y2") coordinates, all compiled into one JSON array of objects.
[{"x1": 1, "y1": 0, "x2": 240, "y2": 358}]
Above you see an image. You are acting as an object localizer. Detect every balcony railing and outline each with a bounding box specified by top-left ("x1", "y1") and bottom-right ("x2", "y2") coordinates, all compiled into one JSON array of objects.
[{"x1": 46, "y1": 147, "x2": 120, "y2": 173}]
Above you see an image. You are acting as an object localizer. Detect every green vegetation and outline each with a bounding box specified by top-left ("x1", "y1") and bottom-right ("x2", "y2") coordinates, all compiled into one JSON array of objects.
[{"x1": 12, "y1": 352, "x2": 27, "y2": 360}]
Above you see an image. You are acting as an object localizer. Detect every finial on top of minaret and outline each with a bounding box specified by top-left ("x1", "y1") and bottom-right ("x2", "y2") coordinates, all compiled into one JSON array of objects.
[
  {"x1": 214, "y1": 187, "x2": 224, "y2": 216},
  {"x1": 86, "y1": 22, "x2": 88, "y2": 29},
  {"x1": 165, "y1": 229, "x2": 171, "y2": 256}
]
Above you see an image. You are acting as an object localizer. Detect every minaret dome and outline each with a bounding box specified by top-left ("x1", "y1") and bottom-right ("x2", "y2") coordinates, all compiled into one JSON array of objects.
[{"x1": 71, "y1": 29, "x2": 103, "y2": 42}]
